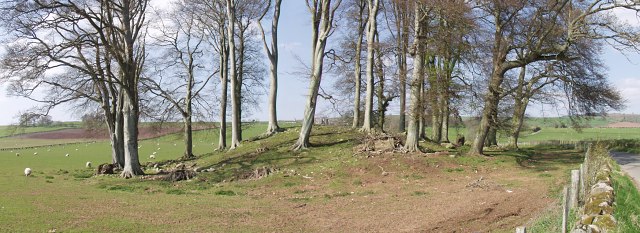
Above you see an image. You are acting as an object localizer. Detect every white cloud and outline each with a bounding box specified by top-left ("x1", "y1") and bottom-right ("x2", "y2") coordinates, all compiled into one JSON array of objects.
[
  {"x1": 615, "y1": 78, "x2": 640, "y2": 113},
  {"x1": 612, "y1": 8, "x2": 640, "y2": 26}
]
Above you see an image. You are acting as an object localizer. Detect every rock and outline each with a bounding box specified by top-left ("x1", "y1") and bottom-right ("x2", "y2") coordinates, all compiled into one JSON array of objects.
[
  {"x1": 96, "y1": 163, "x2": 115, "y2": 174},
  {"x1": 449, "y1": 154, "x2": 456, "y2": 158},
  {"x1": 571, "y1": 228, "x2": 587, "y2": 233},
  {"x1": 581, "y1": 215, "x2": 596, "y2": 225},
  {"x1": 590, "y1": 183, "x2": 614, "y2": 195},
  {"x1": 586, "y1": 224, "x2": 601, "y2": 233},
  {"x1": 592, "y1": 215, "x2": 616, "y2": 231}
]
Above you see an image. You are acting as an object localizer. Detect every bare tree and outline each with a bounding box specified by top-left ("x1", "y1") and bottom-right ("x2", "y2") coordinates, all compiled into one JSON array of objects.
[
  {"x1": 361, "y1": 0, "x2": 380, "y2": 133},
  {"x1": 144, "y1": 2, "x2": 216, "y2": 158},
  {"x1": 404, "y1": 3, "x2": 429, "y2": 152},
  {"x1": 388, "y1": 0, "x2": 412, "y2": 133},
  {"x1": 258, "y1": 0, "x2": 283, "y2": 135},
  {"x1": 0, "y1": 0, "x2": 148, "y2": 177},
  {"x1": 292, "y1": 0, "x2": 342, "y2": 150},
  {"x1": 468, "y1": 0, "x2": 640, "y2": 156}
]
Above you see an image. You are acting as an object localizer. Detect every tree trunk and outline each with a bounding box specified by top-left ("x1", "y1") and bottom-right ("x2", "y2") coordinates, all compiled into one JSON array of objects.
[
  {"x1": 184, "y1": 113, "x2": 193, "y2": 158},
  {"x1": 226, "y1": 0, "x2": 240, "y2": 150},
  {"x1": 261, "y1": 0, "x2": 282, "y2": 135},
  {"x1": 398, "y1": 6, "x2": 409, "y2": 133},
  {"x1": 404, "y1": 5, "x2": 426, "y2": 152},
  {"x1": 121, "y1": 93, "x2": 144, "y2": 178},
  {"x1": 236, "y1": 29, "x2": 245, "y2": 141},
  {"x1": 361, "y1": 0, "x2": 379, "y2": 133},
  {"x1": 293, "y1": 0, "x2": 338, "y2": 151},
  {"x1": 294, "y1": 54, "x2": 324, "y2": 150},
  {"x1": 469, "y1": 71, "x2": 503, "y2": 156},
  {"x1": 217, "y1": 43, "x2": 228, "y2": 151},
  {"x1": 352, "y1": 1, "x2": 365, "y2": 129},
  {"x1": 508, "y1": 66, "x2": 527, "y2": 149},
  {"x1": 441, "y1": 97, "x2": 450, "y2": 143},
  {"x1": 375, "y1": 35, "x2": 386, "y2": 131}
]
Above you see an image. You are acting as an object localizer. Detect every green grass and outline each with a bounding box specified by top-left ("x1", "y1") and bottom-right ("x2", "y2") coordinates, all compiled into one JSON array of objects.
[
  {"x1": 0, "y1": 123, "x2": 81, "y2": 137},
  {"x1": 0, "y1": 121, "x2": 601, "y2": 232},
  {"x1": 612, "y1": 169, "x2": 640, "y2": 232}
]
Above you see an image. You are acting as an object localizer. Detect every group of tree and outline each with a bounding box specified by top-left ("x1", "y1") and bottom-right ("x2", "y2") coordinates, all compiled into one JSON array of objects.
[{"x1": 0, "y1": 0, "x2": 638, "y2": 178}]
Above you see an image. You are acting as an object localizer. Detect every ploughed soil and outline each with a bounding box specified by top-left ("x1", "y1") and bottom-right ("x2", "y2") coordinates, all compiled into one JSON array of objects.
[
  {"x1": 603, "y1": 121, "x2": 640, "y2": 128},
  {"x1": 15, "y1": 125, "x2": 214, "y2": 140}
]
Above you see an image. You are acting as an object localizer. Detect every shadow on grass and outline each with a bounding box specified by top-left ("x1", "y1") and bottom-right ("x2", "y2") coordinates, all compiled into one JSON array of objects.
[{"x1": 495, "y1": 145, "x2": 584, "y2": 172}]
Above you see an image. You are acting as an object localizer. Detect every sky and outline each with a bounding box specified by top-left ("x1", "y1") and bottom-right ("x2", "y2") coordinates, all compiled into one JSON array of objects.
[{"x1": 0, "y1": 1, "x2": 639, "y2": 125}]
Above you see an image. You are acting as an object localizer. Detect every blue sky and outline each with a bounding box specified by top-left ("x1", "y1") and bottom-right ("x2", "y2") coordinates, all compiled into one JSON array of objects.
[{"x1": 0, "y1": 1, "x2": 639, "y2": 125}]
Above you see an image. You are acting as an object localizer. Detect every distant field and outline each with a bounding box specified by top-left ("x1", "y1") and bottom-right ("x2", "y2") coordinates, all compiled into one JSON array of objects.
[
  {"x1": 516, "y1": 128, "x2": 640, "y2": 142},
  {"x1": 0, "y1": 124, "x2": 80, "y2": 137}
]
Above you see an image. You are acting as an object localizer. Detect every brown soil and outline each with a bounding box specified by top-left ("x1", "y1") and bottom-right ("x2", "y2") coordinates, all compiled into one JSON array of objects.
[
  {"x1": 236, "y1": 154, "x2": 558, "y2": 232},
  {"x1": 16, "y1": 125, "x2": 214, "y2": 140},
  {"x1": 603, "y1": 121, "x2": 640, "y2": 128}
]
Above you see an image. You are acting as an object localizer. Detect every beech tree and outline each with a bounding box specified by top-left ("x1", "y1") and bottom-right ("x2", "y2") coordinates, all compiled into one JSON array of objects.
[
  {"x1": 144, "y1": 1, "x2": 216, "y2": 158},
  {"x1": 0, "y1": 0, "x2": 148, "y2": 177},
  {"x1": 258, "y1": 0, "x2": 283, "y2": 135},
  {"x1": 293, "y1": 0, "x2": 342, "y2": 150},
  {"x1": 360, "y1": 0, "x2": 380, "y2": 133},
  {"x1": 404, "y1": 2, "x2": 429, "y2": 152},
  {"x1": 468, "y1": 0, "x2": 640, "y2": 156}
]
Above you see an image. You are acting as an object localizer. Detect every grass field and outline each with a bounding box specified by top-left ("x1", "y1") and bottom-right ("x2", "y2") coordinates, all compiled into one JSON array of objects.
[
  {"x1": 1, "y1": 119, "x2": 638, "y2": 232},
  {"x1": 0, "y1": 124, "x2": 80, "y2": 138},
  {"x1": 0, "y1": 121, "x2": 588, "y2": 232}
]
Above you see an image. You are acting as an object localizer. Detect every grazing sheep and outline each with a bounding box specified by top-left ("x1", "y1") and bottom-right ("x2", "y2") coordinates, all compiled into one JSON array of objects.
[
  {"x1": 33, "y1": 152, "x2": 38, "y2": 155},
  {"x1": 16, "y1": 153, "x2": 20, "y2": 157},
  {"x1": 86, "y1": 162, "x2": 92, "y2": 168},
  {"x1": 24, "y1": 168, "x2": 32, "y2": 176},
  {"x1": 65, "y1": 154, "x2": 69, "y2": 157},
  {"x1": 157, "y1": 147, "x2": 161, "y2": 151},
  {"x1": 152, "y1": 151, "x2": 157, "y2": 155},
  {"x1": 149, "y1": 154, "x2": 156, "y2": 159}
]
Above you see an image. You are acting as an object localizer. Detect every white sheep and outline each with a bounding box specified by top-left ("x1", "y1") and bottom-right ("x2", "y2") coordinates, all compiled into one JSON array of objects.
[
  {"x1": 152, "y1": 151, "x2": 157, "y2": 155},
  {"x1": 86, "y1": 162, "x2": 92, "y2": 168},
  {"x1": 65, "y1": 154, "x2": 69, "y2": 157},
  {"x1": 24, "y1": 168, "x2": 32, "y2": 176},
  {"x1": 149, "y1": 154, "x2": 156, "y2": 159},
  {"x1": 33, "y1": 152, "x2": 38, "y2": 155},
  {"x1": 16, "y1": 153, "x2": 20, "y2": 157}
]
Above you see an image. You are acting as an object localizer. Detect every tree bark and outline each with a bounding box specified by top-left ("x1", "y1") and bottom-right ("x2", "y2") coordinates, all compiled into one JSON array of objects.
[
  {"x1": 361, "y1": 0, "x2": 379, "y2": 133},
  {"x1": 259, "y1": 0, "x2": 283, "y2": 135},
  {"x1": 293, "y1": 0, "x2": 339, "y2": 150},
  {"x1": 469, "y1": 71, "x2": 504, "y2": 156},
  {"x1": 217, "y1": 38, "x2": 228, "y2": 150},
  {"x1": 121, "y1": 92, "x2": 144, "y2": 178},
  {"x1": 352, "y1": 0, "x2": 366, "y2": 129},
  {"x1": 509, "y1": 66, "x2": 529, "y2": 149},
  {"x1": 226, "y1": 0, "x2": 241, "y2": 150},
  {"x1": 375, "y1": 33, "x2": 386, "y2": 131},
  {"x1": 404, "y1": 5, "x2": 427, "y2": 152}
]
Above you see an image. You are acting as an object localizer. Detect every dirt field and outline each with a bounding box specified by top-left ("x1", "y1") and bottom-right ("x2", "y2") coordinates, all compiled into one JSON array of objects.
[{"x1": 603, "y1": 121, "x2": 640, "y2": 128}]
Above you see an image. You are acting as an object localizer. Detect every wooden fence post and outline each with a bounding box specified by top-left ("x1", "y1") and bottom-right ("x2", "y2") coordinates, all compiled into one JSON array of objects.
[
  {"x1": 570, "y1": 170, "x2": 580, "y2": 210},
  {"x1": 562, "y1": 186, "x2": 569, "y2": 233}
]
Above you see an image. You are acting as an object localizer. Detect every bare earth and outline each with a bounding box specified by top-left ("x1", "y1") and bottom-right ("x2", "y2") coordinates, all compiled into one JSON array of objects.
[{"x1": 603, "y1": 122, "x2": 640, "y2": 128}]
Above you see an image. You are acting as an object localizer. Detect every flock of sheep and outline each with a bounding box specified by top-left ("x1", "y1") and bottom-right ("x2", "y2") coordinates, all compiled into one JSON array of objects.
[{"x1": 19, "y1": 143, "x2": 164, "y2": 177}]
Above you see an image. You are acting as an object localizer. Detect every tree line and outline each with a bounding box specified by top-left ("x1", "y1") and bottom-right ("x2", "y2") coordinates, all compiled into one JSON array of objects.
[{"x1": 0, "y1": 0, "x2": 637, "y2": 178}]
